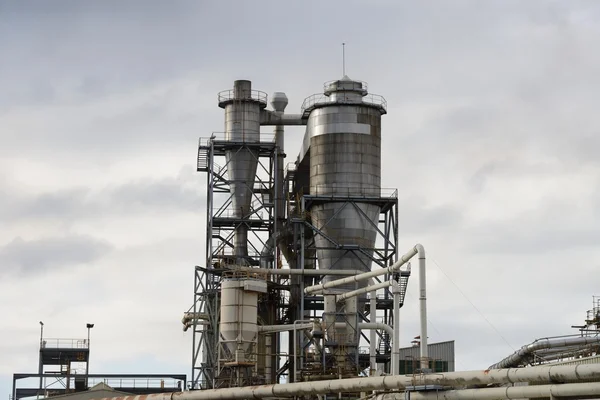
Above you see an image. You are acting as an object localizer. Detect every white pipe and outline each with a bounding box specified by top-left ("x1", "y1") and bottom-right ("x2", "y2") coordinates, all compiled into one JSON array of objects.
[
  {"x1": 377, "y1": 382, "x2": 600, "y2": 400},
  {"x1": 259, "y1": 323, "x2": 311, "y2": 333},
  {"x1": 336, "y1": 280, "x2": 393, "y2": 302},
  {"x1": 304, "y1": 246, "x2": 419, "y2": 295},
  {"x1": 369, "y1": 285, "x2": 377, "y2": 376},
  {"x1": 233, "y1": 267, "x2": 368, "y2": 276},
  {"x1": 392, "y1": 281, "x2": 400, "y2": 375},
  {"x1": 259, "y1": 323, "x2": 393, "y2": 338},
  {"x1": 94, "y1": 364, "x2": 600, "y2": 400},
  {"x1": 265, "y1": 335, "x2": 272, "y2": 384},
  {"x1": 416, "y1": 243, "x2": 428, "y2": 369}
]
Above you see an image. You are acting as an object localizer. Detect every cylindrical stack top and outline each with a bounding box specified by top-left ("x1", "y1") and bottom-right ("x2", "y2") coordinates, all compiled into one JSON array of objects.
[
  {"x1": 324, "y1": 75, "x2": 368, "y2": 95},
  {"x1": 233, "y1": 80, "x2": 252, "y2": 99},
  {"x1": 218, "y1": 79, "x2": 267, "y2": 109}
]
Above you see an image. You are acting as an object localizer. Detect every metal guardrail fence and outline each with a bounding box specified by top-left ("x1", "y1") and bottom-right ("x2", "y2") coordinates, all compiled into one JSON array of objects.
[
  {"x1": 307, "y1": 187, "x2": 398, "y2": 198},
  {"x1": 198, "y1": 132, "x2": 276, "y2": 147},
  {"x1": 41, "y1": 338, "x2": 88, "y2": 349},
  {"x1": 217, "y1": 89, "x2": 267, "y2": 105},
  {"x1": 87, "y1": 377, "x2": 184, "y2": 389},
  {"x1": 301, "y1": 93, "x2": 387, "y2": 115}
]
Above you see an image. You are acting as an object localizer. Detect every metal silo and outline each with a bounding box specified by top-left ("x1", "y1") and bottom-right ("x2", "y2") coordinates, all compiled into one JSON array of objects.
[
  {"x1": 218, "y1": 80, "x2": 267, "y2": 262},
  {"x1": 303, "y1": 76, "x2": 386, "y2": 288},
  {"x1": 301, "y1": 76, "x2": 387, "y2": 372}
]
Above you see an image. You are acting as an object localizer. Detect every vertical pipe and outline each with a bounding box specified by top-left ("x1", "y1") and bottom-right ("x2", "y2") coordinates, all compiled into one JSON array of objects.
[
  {"x1": 38, "y1": 322, "x2": 44, "y2": 399},
  {"x1": 299, "y1": 197, "x2": 306, "y2": 374},
  {"x1": 392, "y1": 281, "x2": 400, "y2": 375},
  {"x1": 369, "y1": 284, "x2": 377, "y2": 376},
  {"x1": 416, "y1": 244, "x2": 428, "y2": 369},
  {"x1": 265, "y1": 335, "x2": 272, "y2": 384}
]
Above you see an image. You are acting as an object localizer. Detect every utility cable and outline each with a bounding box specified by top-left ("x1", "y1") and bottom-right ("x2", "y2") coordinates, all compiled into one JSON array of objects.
[{"x1": 429, "y1": 255, "x2": 515, "y2": 352}]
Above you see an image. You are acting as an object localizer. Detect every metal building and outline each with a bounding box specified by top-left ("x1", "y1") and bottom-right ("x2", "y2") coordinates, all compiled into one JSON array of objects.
[{"x1": 398, "y1": 341, "x2": 455, "y2": 373}]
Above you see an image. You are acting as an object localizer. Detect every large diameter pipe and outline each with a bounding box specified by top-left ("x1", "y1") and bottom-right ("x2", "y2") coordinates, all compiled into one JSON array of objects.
[
  {"x1": 260, "y1": 110, "x2": 306, "y2": 126},
  {"x1": 233, "y1": 267, "x2": 368, "y2": 276},
  {"x1": 369, "y1": 286, "x2": 377, "y2": 376},
  {"x1": 392, "y1": 282, "x2": 400, "y2": 375},
  {"x1": 304, "y1": 246, "x2": 419, "y2": 295},
  {"x1": 377, "y1": 382, "x2": 600, "y2": 400},
  {"x1": 94, "y1": 364, "x2": 600, "y2": 400},
  {"x1": 259, "y1": 322, "x2": 393, "y2": 338},
  {"x1": 490, "y1": 335, "x2": 600, "y2": 369},
  {"x1": 416, "y1": 243, "x2": 428, "y2": 369}
]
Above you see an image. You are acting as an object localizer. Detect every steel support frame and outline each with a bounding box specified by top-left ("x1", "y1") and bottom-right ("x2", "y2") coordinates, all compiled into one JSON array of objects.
[
  {"x1": 191, "y1": 137, "x2": 277, "y2": 389},
  {"x1": 286, "y1": 192, "x2": 399, "y2": 377}
]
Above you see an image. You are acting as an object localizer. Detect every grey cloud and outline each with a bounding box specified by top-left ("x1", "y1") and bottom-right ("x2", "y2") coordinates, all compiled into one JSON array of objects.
[
  {"x1": 396, "y1": 198, "x2": 464, "y2": 235},
  {"x1": 469, "y1": 223, "x2": 600, "y2": 255},
  {"x1": 0, "y1": 234, "x2": 112, "y2": 276},
  {"x1": 0, "y1": 167, "x2": 205, "y2": 222},
  {"x1": 462, "y1": 187, "x2": 600, "y2": 254}
]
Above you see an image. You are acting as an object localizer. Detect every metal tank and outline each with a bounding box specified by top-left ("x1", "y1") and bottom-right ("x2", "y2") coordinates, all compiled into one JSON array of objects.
[
  {"x1": 300, "y1": 76, "x2": 387, "y2": 372},
  {"x1": 303, "y1": 76, "x2": 386, "y2": 289},
  {"x1": 218, "y1": 80, "x2": 267, "y2": 262},
  {"x1": 219, "y1": 273, "x2": 267, "y2": 364}
]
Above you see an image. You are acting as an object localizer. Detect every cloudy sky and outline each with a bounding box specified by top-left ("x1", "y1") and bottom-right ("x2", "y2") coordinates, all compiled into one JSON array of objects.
[{"x1": 2, "y1": 0, "x2": 600, "y2": 396}]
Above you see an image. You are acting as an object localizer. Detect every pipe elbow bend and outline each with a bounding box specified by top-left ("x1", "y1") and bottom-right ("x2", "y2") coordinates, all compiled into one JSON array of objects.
[{"x1": 415, "y1": 243, "x2": 425, "y2": 257}]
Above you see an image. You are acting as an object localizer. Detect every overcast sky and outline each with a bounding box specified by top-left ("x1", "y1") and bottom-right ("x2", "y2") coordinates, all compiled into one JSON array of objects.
[{"x1": 2, "y1": 0, "x2": 600, "y2": 396}]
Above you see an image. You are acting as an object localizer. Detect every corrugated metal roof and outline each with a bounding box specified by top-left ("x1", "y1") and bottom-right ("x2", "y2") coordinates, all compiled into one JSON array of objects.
[{"x1": 398, "y1": 340, "x2": 455, "y2": 372}]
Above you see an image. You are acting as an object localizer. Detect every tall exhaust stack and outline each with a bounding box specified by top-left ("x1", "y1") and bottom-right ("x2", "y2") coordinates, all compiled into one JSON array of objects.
[{"x1": 218, "y1": 80, "x2": 267, "y2": 263}]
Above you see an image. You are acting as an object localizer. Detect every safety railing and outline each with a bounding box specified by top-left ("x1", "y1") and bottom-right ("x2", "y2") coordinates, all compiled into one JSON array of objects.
[
  {"x1": 87, "y1": 378, "x2": 184, "y2": 390},
  {"x1": 211, "y1": 244, "x2": 264, "y2": 258},
  {"x1": 198, "y1": 132, "x2": 276, "y2": 147},
  {"x1": 40, "y1": 338, "x2": 88, "y2": 349},
  {"x1": 305, "y1": 186, "x2": 398, "y2": 199},
  {"x1": 301, "y1": 93, "x2": 387, "y2": 115},
  {"x1": 212, "y1": 208, "x2": 265, "y2": 219},
  {"x1": 222, "y1": 269, "x2": 268, "y2": 281},
  {"x1": 217, "y1": 89, "x2": 267, "y2": 105}
]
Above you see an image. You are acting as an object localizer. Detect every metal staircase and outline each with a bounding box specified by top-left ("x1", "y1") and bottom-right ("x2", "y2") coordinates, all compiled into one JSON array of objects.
[
  {"x1": 197, "y1": 147, "x2": 209, "y2": 171},
  {"x1": 378, "y1": 332, "x2": 391, "y2": 354}
]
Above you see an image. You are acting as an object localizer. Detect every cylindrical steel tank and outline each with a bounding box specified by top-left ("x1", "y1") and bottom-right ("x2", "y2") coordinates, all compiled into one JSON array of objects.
[
  {"x1": 219, "y1": 277, "x2": 265, "y2": 361},
  {"x1": 305, "y1": 76, "x2": 386, "y2": 291},
  {"x1": 218, "y1": 80, "x2": 267, "y2": 262}
]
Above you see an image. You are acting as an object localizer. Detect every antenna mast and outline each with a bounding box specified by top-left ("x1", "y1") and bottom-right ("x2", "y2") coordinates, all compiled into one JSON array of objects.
[{"x1": 342, "y1": 42, "x2": 346, "y2": 76}]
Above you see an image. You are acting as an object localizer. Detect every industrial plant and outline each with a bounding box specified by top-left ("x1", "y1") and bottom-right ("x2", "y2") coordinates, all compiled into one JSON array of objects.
[{"x1": 11, "y1": 76, "x2": 600, "y2": 400}]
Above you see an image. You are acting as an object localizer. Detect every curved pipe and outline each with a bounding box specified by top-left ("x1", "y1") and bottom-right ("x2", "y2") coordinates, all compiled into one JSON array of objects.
[
  {"x1": 95, "y1": 364, "x2": 600, "y2": 400},
  {"x1": 304, "y1": 245, "x2": 419, "y2": 295},
  {"x1": 489, "y1": 335, "x2": 600, "y2": 369}
]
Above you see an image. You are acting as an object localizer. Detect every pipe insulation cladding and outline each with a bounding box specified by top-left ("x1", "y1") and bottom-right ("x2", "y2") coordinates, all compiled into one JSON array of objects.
[{"x1": 95, "y1": 364, "x2": 600, "y2": 400}]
